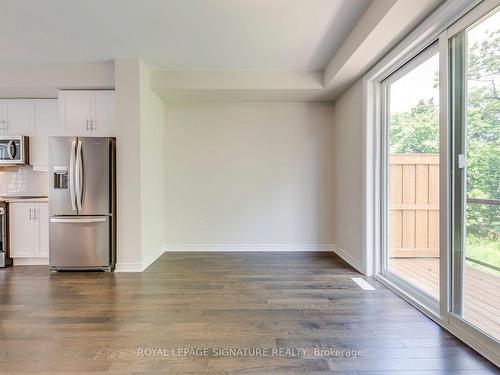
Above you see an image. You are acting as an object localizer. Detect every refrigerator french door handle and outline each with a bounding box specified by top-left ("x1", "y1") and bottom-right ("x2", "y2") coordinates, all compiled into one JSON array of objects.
[
  {"x1": 75, "y1": 140, "x2": 83, "y2": 211},
  {"x1": 69, "y1": 140, "x2": 77, "y2": 212}
]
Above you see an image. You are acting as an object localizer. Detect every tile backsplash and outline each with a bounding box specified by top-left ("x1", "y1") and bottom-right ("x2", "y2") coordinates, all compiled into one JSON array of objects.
[{"x1": 0, "y1": 167, "x2": 48, "y2": 196}]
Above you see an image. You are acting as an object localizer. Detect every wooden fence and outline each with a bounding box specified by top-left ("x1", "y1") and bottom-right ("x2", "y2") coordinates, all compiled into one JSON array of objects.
[{"x1": 389, "y1": 154, "x2": 439, "y2": 258}]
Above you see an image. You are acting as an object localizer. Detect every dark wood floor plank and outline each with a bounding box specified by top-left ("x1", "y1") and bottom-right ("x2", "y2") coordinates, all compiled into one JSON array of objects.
[{"x1": 0, "y1": 252, "x2": 496, "y2": 374}]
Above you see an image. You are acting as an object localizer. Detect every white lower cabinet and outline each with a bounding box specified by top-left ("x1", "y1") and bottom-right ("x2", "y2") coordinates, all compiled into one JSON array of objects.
[
  {"x1": 37, "y1": 203, "x2": 49, "y2": 258},
  {"x1": 9, "y1": 202, "x2": 49, "y2": 258}
]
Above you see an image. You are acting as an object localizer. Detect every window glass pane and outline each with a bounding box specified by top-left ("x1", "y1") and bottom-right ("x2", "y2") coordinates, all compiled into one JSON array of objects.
[
  {"x1": 386, "y1": 50, "x2": 440, "y2": 301},
  {"x1": 463, "y1": 9, "x2": 500, "y2": 340}
]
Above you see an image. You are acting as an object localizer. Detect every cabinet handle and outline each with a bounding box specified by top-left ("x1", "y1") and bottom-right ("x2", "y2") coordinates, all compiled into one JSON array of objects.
[
  {"x1": 34, "y1": 209, "x2": 38, "y2": 221},
  {"x1": 91, "y1": 119, "x2": 95, "y2": 130},
  {"x1": 29, "y1": 208, "x2": 32, "y2": 220},
  {"x1": 86, "y1": 119, "x2": 91, "y2": 131}
]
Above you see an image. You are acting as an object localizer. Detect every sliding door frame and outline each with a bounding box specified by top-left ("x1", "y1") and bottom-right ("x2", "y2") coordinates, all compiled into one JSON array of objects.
[
  {"x1": 363, "y1": 0, "x2": 499, "y2": 365},
  {"x1": 379, "y1": 42, "x2": 441, "y2": 314},
  {"x1": 444, "y1": 0, "x2": 500, "y2": 355}
]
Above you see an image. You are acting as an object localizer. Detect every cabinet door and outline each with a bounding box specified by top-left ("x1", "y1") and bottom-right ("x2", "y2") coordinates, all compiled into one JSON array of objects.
[
  {"x1": 36, "y1": 203, "x2": 49, "y2": 258},
  {"x1": 6, "y1": 99, "x2": 33, "y2": 135},
  {"x1": 31, "y1": 99, "x2": 58, "y2": 169},
  {"x1": 9, "y1": 203, "x2": 36, "y2": 257},
  {"x1": 92, "y1": 91, "x2": 116, "y2": 136},
  {"x1": 59, "y1": 91, "x2": 92, "y2": 136},
  {"x1": 0, "y1": 100, "x2": 7, "y2": 132}
]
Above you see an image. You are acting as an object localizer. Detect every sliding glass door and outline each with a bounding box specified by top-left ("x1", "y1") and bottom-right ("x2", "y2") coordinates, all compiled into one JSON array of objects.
[
  {"x1": 380, "y1": 2, "x2": 500, "y2": 349},
  {"x1": 381, "y1": 45, "x2": 441, "y2": 308},
  {"x1": 450, "y1": 6, "x2": 500, "y2": 342},
  {"x1": 373, "y1": 0, "x2": 500, "y2": 360}
]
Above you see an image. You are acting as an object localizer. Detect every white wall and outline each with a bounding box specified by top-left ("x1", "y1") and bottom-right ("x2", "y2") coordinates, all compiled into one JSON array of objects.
[
  {"x1": 114, "y1": 60, "x2": 142, "y2": 269},
  {"x1": 330, "y1": 79, "x2": 364, "y2": 271},
  {"x1": 139, "y1": 62, "x2": 166, "y2": 263},
  {"x1": 164, "y1": 102, "x2": 335, "y2": 248},
  {"x1": 115, "y1": 59, "x2": 166, "y2": 271}
]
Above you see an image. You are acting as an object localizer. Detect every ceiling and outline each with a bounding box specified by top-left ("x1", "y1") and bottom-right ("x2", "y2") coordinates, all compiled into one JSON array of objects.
[{"x1": 0, "y1": 0, "x2": 370, "y2": 71}]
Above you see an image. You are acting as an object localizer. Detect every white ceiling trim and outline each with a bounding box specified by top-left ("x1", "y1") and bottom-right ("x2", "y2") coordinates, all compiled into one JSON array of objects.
[
  {"x1": 0, "y1": 0, "x2": 446, "y2": 101},
  {"x1": 0, "y1": 0, "x2": 370, "y2": 72},
  {"x1": 323, "y1": 0, "x2": 444, "y2": 99},
  {"x1": 151, "y1": 0, "x2": 445, "y2": 102},
  {"x1": 0, "y1": 62, "x2": 114, "y2": 98}
]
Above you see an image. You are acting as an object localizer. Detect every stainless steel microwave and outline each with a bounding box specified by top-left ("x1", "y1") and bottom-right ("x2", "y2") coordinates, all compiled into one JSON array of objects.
[{"x1": 0, "y1": 136, "x2": 29, "y2": 165}]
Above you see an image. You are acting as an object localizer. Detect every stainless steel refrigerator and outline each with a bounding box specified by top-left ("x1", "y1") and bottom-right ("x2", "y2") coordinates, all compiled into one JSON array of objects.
[{"x1": 49, "y1": 137, "x2": 116, "y2": 271}]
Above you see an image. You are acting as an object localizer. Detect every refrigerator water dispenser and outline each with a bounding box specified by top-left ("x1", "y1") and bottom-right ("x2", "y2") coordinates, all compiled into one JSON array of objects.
[{"x1": 53, "y1": 166, "x2": 68, "y2": 189}]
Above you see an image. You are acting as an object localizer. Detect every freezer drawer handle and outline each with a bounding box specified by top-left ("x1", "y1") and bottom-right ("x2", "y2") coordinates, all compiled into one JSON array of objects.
[{"x1": 50, "y1": 218, "x2": 106, "y2": 224}]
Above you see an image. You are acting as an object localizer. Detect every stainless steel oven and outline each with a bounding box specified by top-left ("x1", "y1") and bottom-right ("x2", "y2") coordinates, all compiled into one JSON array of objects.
[
  {"x1": 0, "y1": 201, "x2": 11, "y2": 267},
  {"x1": 0, "y1": 136, "x2": 29, "y2": 165}
]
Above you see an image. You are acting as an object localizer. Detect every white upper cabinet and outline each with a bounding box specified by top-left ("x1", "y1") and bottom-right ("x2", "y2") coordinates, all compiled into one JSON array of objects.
[
  {"x1": 93, "y1": 91, "x2": 116, "y2": 136},
  {"x1": 0, "y1": 92, "x2": 115, "y2": 169},
  {"x1": 0, "y1": 100, "x2": 7, "y2": 131},
  {"x1": 0, "y1": 99, "x2": 60, "y2": 170},
  {"x1": 0, "y1": 99, "x2": 33, "y2": 135},
  {"x1": 59, "y1": 90, "x2": 116, "y2": 136},
  {"x1": 0, "y1": 99, "x2": 58, "y2": 169},
  {"x1": 31, "y1": 99, "x2": 58, "y2": 169},
  {"x1": 59, "y1": 91, "x2": 92, "y2": 136}
]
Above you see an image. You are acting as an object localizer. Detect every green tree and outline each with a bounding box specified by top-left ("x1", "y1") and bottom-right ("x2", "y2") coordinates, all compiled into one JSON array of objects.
[
  {"x1": 465, "y1": 29, "x2": 499, "y2": 239},
  {"x1": 389, "y1": 98, "x2": 439, "y2": 153}
]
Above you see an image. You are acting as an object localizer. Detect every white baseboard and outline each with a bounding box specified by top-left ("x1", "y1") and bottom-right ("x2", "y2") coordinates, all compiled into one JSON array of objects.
[
  {"x1": 116, "y1": 244, "x2": 364, "y2": 273},
  {"x1": 165, "y1": 244, "x2": 333, "y2": 252},
  {"x1": 141, "y1": 246, "x2": 166, "y2": 271},
  {"x1": 114, "y1": 262, "x2": 142, "y2": 272},
  {"x1": 115, "y1": 246, "x2": 166, "y2": 273},
  {"x1": 331, "y1": 244, "x2": 365, "y2": 274},
  {"x1": 13, "y1": 258, "x2": 49, "y2": 266}
]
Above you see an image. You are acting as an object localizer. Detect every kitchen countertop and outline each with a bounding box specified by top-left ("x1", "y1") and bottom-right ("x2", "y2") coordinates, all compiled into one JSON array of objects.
[{"x1": 0, "y1": 196, "x2": 48, "y2": 203}]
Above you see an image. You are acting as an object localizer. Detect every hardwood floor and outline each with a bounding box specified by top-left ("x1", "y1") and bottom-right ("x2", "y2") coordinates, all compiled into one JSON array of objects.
[
  {"x1": 0, "y1": 252, "x2": 497, "y2": 374},
  {"x1": 389, "y1": 257, "x2": 500, "y2": 339}
]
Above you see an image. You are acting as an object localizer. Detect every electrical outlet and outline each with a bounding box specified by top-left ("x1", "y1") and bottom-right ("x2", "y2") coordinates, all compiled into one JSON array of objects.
[
  {"x1": 199, "y1": 220, "x2": 207, "y2": 229},
  {"x1": 347, "y1": 226, "x2": 352, "y2": 237}
]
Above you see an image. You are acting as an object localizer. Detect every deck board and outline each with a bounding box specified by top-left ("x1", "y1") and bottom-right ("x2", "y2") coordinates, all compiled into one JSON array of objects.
[{"x1": 389, "y1": 258, "x2": 500, "y2": 340}]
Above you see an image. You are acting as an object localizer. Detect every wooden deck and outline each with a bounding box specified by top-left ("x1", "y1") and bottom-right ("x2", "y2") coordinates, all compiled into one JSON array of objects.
[{"x1": 389, "y1": 258, "x2": 500, "y2": 340}]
